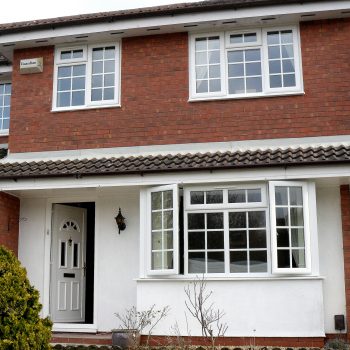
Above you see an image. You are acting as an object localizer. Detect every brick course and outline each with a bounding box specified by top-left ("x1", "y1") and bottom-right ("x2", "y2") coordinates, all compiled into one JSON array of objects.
[
  {"x1": 0, "y1": 192, "x2": 20, "y2": 255},
  {"x1": 8, "y1": 18, "x2": 350, "y2": 153}
]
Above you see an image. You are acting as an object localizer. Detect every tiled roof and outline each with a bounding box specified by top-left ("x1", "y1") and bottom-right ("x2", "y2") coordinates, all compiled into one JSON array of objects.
[
  {"x1": 0, "y1": 145, "x2": 349, "y2": 179},
  {"x1": 0, "y1": 0, "x2": 330, "y2": 34}
]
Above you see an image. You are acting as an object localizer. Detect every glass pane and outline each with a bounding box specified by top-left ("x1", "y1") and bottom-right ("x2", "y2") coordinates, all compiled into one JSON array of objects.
[
  {"x1": 209, "y1": 65, "x2": 220, "y2": 78},
  {"x1": 228, "y1": 78, "x2": 245, "y2": 94},
  {"x1": 104, "y1": 88, "x2": 114, "y2": 100},
  {"x1": 104, "y1": 60, "x2": 115, "y2": 73},
  {"x1": 165, "y1": 251, "x2": 174, "y2": 269},
  {"x1": 249, "y1": 230, "x2": 267, "y2": 248},
  {"x1": 57, "y1": 92, "x2": 70, "y2": 107},
  {"x1": 229, "y1": 230, "x2": 247, "y2": 249},
  {"x1": 269, "y1": 60, "x2": 281, "y2": 74},
  {"x1": 230, "y1": 34, "x2": 243, "y2": 44},
  {"x1": 281, "y1": 30, "x2": 293, "y2": 44},
  {"x1": 92, "y1": 47, "x2": 103, "y2": 60},
  {"x1": 247, "y1": 189, "x2": 261, "y2": 202},
  {"x1": 206, "y1": 190, "x2": 223, "y2": 204},
  {"x1": 3, "y1": 107, "x2": 10, "y2": 119},
  {"x1": 188, "y1": 231, "x2": 205, "y2": 250},
  {"x1": 2, "y1": 119, "x2": 9, "y2": 130},
  {"x1": 277, "y1": 228, "x2": 289, "y2": 247},
  {"x1": 190, "y1": 191, "x2": 204, "y2": 205},
  {"x1": 275, "y1": 187, "x2": 288, "y2": 205},
  {"x1": 281, "y1": 44, "x2": 294, "y2": 58},
  {"x1": 208, "y1": 37, "x2": 220, "y2": 50},
  {"x1": 270, "y1": 75, "x2": 282, "y2": 88},
  {"x1": 246, "y1": 62, "x2": 261, "y2": 76},
  {"x1": 61, "y1": 51, "x2": 72, "y2": 60},
  {"x1": 73, "y1": 65, "x2": 85, "y2": 76},
  {"x1": 277, "y1": 249, "x2": 290, "y2": 268},
  {"x1": 208, "y1": 51, "x2": 220, "y2": 64},
  {"x1": 152, "y1": 212, "x2": 162, "y2": 230},
  {"x1": 3, "y1": 95, "x2": 10, "y2": 106},
  {"x1": 229, "y1": 212, "x2": 246, "y2": 228},
  {"x1": 188, "y1": 213, "x2": 205, "y2": 230},
  {"x1": 290, "y1": 207, "x2": 304, "y2": 226},
  {"x1": 283, "y1": 74, "x2": 296, "y2": 87},
  {"x1": 207, "y1": 213, "x2": 223, "y2": 229},
  {"x1": 73, "y1": 49, "x2": 83, "y2": 59},
  {"x1": 209, "y1": 79, "x2": 221, "y2": 92},
  {"x1": 196, "y1": 80, "x2": 208, "y2": 93},
  {"x1": 290, "y1": 187, "x2": 303, "y2": 206},
  {"x1": 246, "y1": 77, "x2": 262, "y2": 93},
  {"x1": 163, "y1": 211, "x2": 173, "y2": 229},
  {"x1": 72, "y1": 77, "x2": 85, "y2": 90},
  {"x1": 207, "y1": 231, "x2": 224, "y2": 249},
  {"x1": 104, "y1": 46, "x2": 115, "y2": 59},
  {"x1": 267, "y1": 31, "x2": 280, "y2": 45},
  {"x1": 195, "y1": 52, "x2": 207, "y2": 65},
  {"x1": 195, "y1": 38, "x2": 207, "y2": 51},
  {"x1": 58, "y1": 78, "x2": 71, "y2": 91},
  {"x1": 4, "y1": 84, "x2": 11, "y2": 94},
  {"x1": 91, "y1": 88, "x2": 102, "y2": 101},
  {"x1": 152, "y1": 252, "x2": 162, "y2": 270},
  {"x1": 58, "y1": 66, "x2": 71, "y2": 78},
  {"x1": 72, "y1": 91, "x2": 85, "y2": 106},
  {"x1": 291, "y1": 228, "x2": 305, "y2": 247},
  {"x1": 188, "y1": 252, "x2": 206, "y2": 273},
  {"x1": 163, "y1": 191, "x2": 173, "y2": 209},
  {"x1": 282, "y1": 59, "x2": 295, "y2": 73},
  {"x1": 276, "y1": 207, "x2": 289, "y2": 226},
  {"x1": 207, "y1": 252, "x2": 225, "y2": 273},
  {"x1": 151, "y1": 192, "x2": 162, "y2": 210},
  {"x1": 92, "y1": 75, "x2": 103, "y2": 88},
  {"x1": 268, "y1": 46, "x2": 280, "y2": 59},
  {"x1": 196, "y1": 66, "x2": 208, "y2": 80},
  {"x1": 228, "y1": 50, "x2": 243, "y2": 63},
  {"x1": 244, "y1": 33, "x2": 257, "y2": 43},
  {"x1": 164, "y1": 231, "x2": 173, "y2": 249},
  {"x1": 248, "y1": 211, "x2": 266, "y2": 228},
  {"x1": 73, "y1": 243, "x2": 79, "y2": 268},
  {"x1": 92, "y1": 61, "x2": 103, "y2": 74},
  {"x1": 292, "y1": 249, "x2": 305, "y2": 268},
  {"x1": 104, "y1": 74, "x2": 115, "y2": 87},
  {"x1": 228, "y1": 64, "x2": 244, "y2": 77},
  {"x1": 152, "y1": 232, "x2": 162, "y2": 250},
  {"x1": 60, "y1": 241, "x2": 66, "y2": 267},
  {"x1": 250, "y1": 251, "x2": 267, "y2": 272},
  {"x1": 230, "y1": 251, "x2": 247, "y2": 273},
  {"x1": 228, "y1": 189, "x2": 246, "y2": 203}
]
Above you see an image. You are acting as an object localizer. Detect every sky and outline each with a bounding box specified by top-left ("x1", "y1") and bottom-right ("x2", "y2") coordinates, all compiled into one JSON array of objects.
[{"x1": 0, "y1": 0, "x2": 202, "y2": 24}]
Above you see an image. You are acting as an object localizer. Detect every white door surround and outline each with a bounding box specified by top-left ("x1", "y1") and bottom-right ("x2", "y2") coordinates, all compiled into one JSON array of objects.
[{"x1": 50, "y1": 204, "x2": 87, "y2": 323}]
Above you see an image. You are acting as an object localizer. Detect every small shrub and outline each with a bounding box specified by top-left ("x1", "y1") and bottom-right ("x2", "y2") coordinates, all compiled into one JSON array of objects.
[
  {"x1": 0, "y1": 245, "x2": 52, "y2": 350},
  {"x1": 324, "y1": 339, "x2": 350, "y2": 350}
]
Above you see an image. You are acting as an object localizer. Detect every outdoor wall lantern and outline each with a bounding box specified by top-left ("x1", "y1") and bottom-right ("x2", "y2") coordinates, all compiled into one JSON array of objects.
[{"x1": 115, "y1": 208, "x2": 126, "y2": 234}]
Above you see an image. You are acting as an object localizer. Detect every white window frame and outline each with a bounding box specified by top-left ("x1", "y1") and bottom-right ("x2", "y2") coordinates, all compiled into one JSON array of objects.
[
  {"x1": 146, "y1": 184, "x2": 179, "y2": 276},
  {"x1": 189, "y1": 25, "x2": 303, "y2": 101},
  {"x1": 184, "y1": 184, "x2": 270, "y2": 277},
  {"x1": 269, "y1": 180, "x2": 312, "y2": 275},
  {"x1": 52, "y1": 42, "x2": 120, "y2": 111},
  {"x1": 0, "y1": 80, "x2": 11, "y2": 135}
]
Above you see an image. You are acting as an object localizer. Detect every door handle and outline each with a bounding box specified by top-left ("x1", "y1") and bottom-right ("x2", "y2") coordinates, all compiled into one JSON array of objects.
[{"x1": 83, "y1": 262, "x2": 86, "y2": 277}]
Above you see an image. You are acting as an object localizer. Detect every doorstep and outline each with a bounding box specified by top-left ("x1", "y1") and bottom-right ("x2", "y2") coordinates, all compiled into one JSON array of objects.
[{"x1": 51, "y1": 332, "x2": 112, "y2": 346}]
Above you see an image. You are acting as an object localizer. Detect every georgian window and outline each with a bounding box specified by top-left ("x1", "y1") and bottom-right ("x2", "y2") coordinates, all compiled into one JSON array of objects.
[
  {"x1": 189, "y1": 26, "x2": 303, "y2": 100},
  {"x1": 53, "y1": 43, "x2": 120, "y2": 111},
  {"x1": 0, "y1": 82, "x2": 11, "y2": 133},
  {"x1": 143, "y1": 181, "x2": 313, "y2": 277}
]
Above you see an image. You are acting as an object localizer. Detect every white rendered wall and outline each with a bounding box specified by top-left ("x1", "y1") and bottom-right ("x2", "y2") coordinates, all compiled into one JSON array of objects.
[{"x1": 317, "y1": 186, "x2": 347, "y2": 334}]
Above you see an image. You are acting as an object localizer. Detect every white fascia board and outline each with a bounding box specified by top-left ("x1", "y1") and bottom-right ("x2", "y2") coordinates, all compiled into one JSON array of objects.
[
  {"x1": 0, "y1": 1, "x2": 350, "y2": 45},
  {"x1": 0, "y1": 164, "x2": 349, "y2": 192}
]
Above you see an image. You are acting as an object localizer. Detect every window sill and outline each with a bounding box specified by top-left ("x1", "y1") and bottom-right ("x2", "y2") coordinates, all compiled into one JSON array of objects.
[
  {"x1": 136, "y1": 275, "x2": 324, "y2": 282},
  {"x1": 0, "y1": 130, "x2": 9, "y2": 136},
  {"x1": 51, "y1": 104, "x2": 121, "y2": 113},
  {"x1": 188, "y1": 90, "x2": 305, "y2": 103}
]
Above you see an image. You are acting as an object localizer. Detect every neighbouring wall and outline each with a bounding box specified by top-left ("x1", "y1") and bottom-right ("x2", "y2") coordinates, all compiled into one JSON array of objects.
[{"x1": 0, "y1": 191, "x2": 20, "y2": 255}]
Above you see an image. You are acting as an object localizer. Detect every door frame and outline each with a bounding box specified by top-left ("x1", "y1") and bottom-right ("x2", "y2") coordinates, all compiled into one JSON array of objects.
[{"x1": 43, "y1": 196, "x2": 98, "y2": 332}]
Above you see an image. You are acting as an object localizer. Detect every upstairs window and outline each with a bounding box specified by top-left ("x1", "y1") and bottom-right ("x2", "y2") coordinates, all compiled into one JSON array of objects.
[
  {"x1": 0, "y1": 82, "x2": 11, "y2": 133},
  {"x1": 189, "y1": 26, "x2": 303, "y2": 100},
  {"x1": 53, "y1": 43, "x2": 120, "y2": 111}
]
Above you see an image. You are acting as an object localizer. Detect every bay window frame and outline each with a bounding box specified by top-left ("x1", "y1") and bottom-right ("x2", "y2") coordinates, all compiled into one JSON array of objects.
[
  {"x1": 189, "y1": 25, "x2": 303, "y2": 101},
  {"x1": 52, "y1": 42, "x2": 120, "y2": 111},
  {"x1": 0, "y1": 80, "x2": 11, "y2": 135}
]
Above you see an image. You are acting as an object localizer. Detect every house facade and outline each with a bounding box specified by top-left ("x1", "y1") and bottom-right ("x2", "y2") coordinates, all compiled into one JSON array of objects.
[{"x1": 0, "y1": 0, "x2": 350, "y2": 346}]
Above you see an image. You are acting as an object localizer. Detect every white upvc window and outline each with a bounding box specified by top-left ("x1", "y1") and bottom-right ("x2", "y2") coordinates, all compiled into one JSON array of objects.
[
  {"x1": 269, "y1": 181, "x2": 311, "y2": 274},
  {"x1": 146, "y1": 184, "x2": 179, "y2": 275},
  {"x1": 53, "y1": 43, "x2": 120, "y2": 111},
  {"x1": 189, "y1": 26, "x2": 303, "y2": 100},
  {"x1": 0, "y1": 81, "x2": 11, "y2": 133}
]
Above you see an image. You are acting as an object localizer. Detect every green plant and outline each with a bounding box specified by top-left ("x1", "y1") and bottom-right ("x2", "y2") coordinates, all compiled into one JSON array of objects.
[
  {"x1": 0, "y1": 245, "x2": 52, "y2": 350},
  {"x1": 324, "y1": 339, "x2": 350, "y2": 350}
]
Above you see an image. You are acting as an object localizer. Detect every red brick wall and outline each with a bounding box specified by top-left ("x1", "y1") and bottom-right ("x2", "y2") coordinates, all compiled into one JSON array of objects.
[
  {"x1": 0, "y1": 192, "x2": 20, "y2": 255},
  {"x1": 341, "y1": 185, "x2": 350, "y2": 339},
  {"x1": 8, "y1": 18, "x2": 350, "y2": 153}
]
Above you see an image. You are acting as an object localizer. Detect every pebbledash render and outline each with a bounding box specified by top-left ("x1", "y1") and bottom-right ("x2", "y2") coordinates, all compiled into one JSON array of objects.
[{"x1": 0, "y1": 0, "x2": 350, "y2": 347}]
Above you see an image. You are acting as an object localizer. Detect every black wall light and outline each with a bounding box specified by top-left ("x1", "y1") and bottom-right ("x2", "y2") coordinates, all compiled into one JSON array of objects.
[{"x1": 115, "y1": 208, "x2": 126, "y2": 234}]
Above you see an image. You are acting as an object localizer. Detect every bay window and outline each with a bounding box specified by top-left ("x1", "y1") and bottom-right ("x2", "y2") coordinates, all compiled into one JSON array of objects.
[
  {"x1": 53, "y1": 43, "x2": 120, "y2": 111},
  {"x1": 0, "y1": 82, "x2": 11, "y2": 133},
  {"x1": 189, "y1": 26, "x2": 303, "y2": 100},
  {"x1": 144, "y1": 181, "x2": 313, "y2": 277}
]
